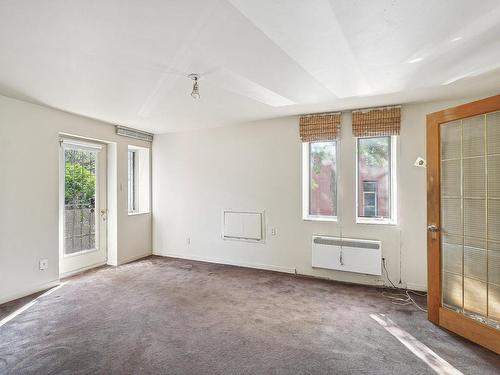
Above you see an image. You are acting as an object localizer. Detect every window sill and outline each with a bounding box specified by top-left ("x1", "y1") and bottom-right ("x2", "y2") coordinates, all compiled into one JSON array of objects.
[
  {"x1": 356, "y1": 218, "x2": 397, "y2": 226},
  {"x1": 128, "y1": 211, "x2": 150, "y2": 216},
  {"x1": 303, "y1": 215, "x2": 338, "y2": 223}
]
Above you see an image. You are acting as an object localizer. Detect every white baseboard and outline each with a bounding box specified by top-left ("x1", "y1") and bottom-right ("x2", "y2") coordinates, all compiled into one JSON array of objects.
[
  {"x1": 118, "y1": 252, "x2": 152, "y2": 266},
  {"x1": 0, "y1": 279, "x2": 60, "y2": 305},
  {"x1": 406, "y1": 283, "x2": 427, "y2": 292},
  {"x1": 156, "y1": 251, "x2": 296, "y2": 275},
  {"x1": 60, "y1": 261, "x2": 107, "y2": 279}
]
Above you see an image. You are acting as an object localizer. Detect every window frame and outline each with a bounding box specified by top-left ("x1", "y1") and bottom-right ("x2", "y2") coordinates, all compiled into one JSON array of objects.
[
  {"x1": 355, "y1": 136, "x2": 398, "y2": 225},
  {"x1": 302, "y1": 140, "x2": 339, "y2": 222}
]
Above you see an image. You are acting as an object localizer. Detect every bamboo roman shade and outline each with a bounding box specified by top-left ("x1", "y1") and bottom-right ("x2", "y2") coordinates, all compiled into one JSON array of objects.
[
  {"x1": 352, "y1": 106, "x2": 401, "y2": 137},
  {"x1": 299, "y1": 112, "x2": 341, "y2": 142}
]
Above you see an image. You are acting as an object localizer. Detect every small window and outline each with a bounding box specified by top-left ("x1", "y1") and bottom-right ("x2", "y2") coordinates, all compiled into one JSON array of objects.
[
  {"x1": 303, "y1": 141, "x2": 337, "y2": 221},
  {"x1": 127, "y1": 146, "x2": 150, "y2": 215},
  {"x1": 362, "y1": 181, "x2": 377, "y2": 217},
  {"x1": 357, "y1": 136, "x2": 396, "y2": 224}
]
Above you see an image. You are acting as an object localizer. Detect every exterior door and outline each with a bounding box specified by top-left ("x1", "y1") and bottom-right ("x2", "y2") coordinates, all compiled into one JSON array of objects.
[
  {"x1": 60, "y1": 138, "x2": 107, "y2": 277},
  {"x1": 427, "y1": 94, "x2": 500, "y2": 354}
]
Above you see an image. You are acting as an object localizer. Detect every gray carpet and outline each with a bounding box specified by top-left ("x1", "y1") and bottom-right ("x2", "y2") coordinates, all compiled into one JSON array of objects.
[{"x1": 0, "y1": 256, "x2": 498, "y2": 374}]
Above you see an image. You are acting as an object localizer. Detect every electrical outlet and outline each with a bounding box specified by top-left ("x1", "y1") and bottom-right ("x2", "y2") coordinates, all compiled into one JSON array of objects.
[
  {"x1": 271, "y1": 228, "x2": 277, "y2": 236},
  {"x1": 186, "y1": 237, "x2": 191, "y2": 245},
  {"x1": 39, "y1": 259, "x2": 48, "y2": 270}
]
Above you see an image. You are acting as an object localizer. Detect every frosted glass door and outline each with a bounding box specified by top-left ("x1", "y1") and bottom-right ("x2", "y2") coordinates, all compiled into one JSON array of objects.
[{"x1": 440, "y1": 111, "x2": 500, "y2": 328}]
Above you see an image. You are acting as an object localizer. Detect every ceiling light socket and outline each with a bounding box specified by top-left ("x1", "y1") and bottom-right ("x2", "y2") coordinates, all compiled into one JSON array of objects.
[{"x1": 188, "y1": 73, "x2": 200, "y2": 99}]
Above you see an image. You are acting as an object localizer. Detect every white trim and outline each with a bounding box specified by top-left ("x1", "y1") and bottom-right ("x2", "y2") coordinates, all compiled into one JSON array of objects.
[
  {"x1": 155, "y1": 251, "x2": 296, "y2": 274},
  {"x1": 61, "y1": 138, "x2": 103, "y2": 151},
  {"x1": 303, "y1": 215, "x2": 338, "y2": 222},
  {"x1": 406, "y1": 283, "x2": 427, "y2": 292},
  {"x1": 0, "y1": 280, "x2": 60, "y2": 305},
  {"x1": 59, "y1": 261, "x2": 107, "y2": 279},
  {"x1": 356, "y1": 218, "x2": 397, "y2": 226},
  {"x1": 63, "y1": 247, "x2": 99, "y2": 258},
  {"x1": 117, "y1": 252, "x2": 152, "y2": 266},
  {"x1": 127, "y1": 211, "x2": 151, "y2": 216}
]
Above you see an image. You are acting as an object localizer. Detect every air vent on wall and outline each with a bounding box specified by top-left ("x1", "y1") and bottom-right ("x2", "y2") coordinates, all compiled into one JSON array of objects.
[{"x1": 116, "y1": 126, "x2": 154, "y2": 142}]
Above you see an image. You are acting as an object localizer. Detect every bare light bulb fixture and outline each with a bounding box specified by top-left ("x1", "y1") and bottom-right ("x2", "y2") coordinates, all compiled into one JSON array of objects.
[{"x1": 188, "y1": 74, "x2": 200, "y2": 99}]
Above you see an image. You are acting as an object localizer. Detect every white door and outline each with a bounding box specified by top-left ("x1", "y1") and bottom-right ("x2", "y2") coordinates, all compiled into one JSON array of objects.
[{"x1": 60, "y1": 139, "x2": 107, "y2": 277}]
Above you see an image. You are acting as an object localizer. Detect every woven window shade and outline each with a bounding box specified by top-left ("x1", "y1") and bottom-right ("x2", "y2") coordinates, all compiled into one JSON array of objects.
[
  {"x1": 299, "y1": 112, "x2": 341, "y2": 142},
  {"x1": 352, "y1": 106, "x2": 401, "y2": 137}
]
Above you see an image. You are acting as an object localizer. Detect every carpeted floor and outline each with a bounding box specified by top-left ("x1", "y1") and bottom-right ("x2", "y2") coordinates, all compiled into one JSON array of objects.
[{"x1": 0, "y1": 256, "x2": 498, "y2": 374}]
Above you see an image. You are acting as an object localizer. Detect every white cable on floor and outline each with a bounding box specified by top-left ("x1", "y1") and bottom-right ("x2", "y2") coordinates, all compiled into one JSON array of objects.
[{"x1": 382, "y1": 260, "x2": 428, "y2": 313}]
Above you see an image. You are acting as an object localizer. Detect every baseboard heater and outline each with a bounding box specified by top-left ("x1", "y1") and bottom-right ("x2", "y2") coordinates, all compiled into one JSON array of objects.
[{"x1": 312, "y1": 236, "x2": 382, "y2": 276}]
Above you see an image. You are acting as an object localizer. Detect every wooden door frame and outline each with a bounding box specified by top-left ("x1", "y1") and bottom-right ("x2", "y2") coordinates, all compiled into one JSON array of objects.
[{"x1": 426, "y1": 94, "x2": 500, "y2": 354}]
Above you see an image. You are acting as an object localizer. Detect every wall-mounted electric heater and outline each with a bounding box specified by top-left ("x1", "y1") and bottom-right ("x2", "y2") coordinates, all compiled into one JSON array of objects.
[{"x1": 312, "y1": 236, "x2": 382, "y2": 275}]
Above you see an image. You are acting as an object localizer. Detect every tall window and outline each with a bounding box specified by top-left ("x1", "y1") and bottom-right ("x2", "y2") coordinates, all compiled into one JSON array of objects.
[
  {"x1": 357, "y1": 136, "x2": 396, "y2": 223},
  {"x1": 128, "y1": 149, "x2": 137, "y2": 212},
  {"x1": 127, "y1": 145, "x2": 150, "y2": 215},
  {"x1": 303, "y1": 141, "x2": 337, "y2": 220}
]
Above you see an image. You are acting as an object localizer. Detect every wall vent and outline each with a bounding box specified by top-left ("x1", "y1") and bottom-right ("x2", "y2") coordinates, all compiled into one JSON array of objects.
[
  {"x1": 222, "y1": 210, "x2": 264, "y2": 242},
  {"x1": 116, "y1": 126, "x2": 154, "y2": 142}
]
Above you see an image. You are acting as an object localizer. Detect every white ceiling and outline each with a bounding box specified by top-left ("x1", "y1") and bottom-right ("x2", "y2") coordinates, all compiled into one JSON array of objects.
[{"x1": 1, "y1": 0, "x2": 500, "y2": 133}]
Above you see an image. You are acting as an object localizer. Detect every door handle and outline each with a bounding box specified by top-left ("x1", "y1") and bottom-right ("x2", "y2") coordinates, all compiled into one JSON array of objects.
[
  {"x1": 100, "y1": 209, "x2": 108, "y2": 221},
  {"x1": 427, "y1": 224, "x2": 439, "y2": 239}
]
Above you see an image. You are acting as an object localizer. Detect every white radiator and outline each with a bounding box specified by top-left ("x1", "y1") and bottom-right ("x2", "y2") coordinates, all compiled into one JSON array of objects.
[{"x1": 312, "y1": 236, "x2": 382, "y2": 276}]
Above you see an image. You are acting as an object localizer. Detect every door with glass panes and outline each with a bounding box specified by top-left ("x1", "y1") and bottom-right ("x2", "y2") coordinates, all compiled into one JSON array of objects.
[
  {"x1": 427, "y1": 95, "x2": 500, "y2": 354},
  {"x1": 60, "y1": 139, "x2": 107, "y2": 276}
]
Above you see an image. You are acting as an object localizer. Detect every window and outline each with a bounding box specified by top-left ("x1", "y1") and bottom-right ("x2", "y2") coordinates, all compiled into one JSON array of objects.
[
  {"x1": 128, "y1": 149, "x2": 137, "y2": 212},
  {"x1": 303, "y1": 141, "x2": 337, "y2": 221},
  {"x1": 362, "y1": 181, "x2": 377, "y2": 217},
  {"x1": 356, "y1": 136, "x2": 396, "y2": 224},
  {"x1": 127, "y1": 145, "x2": 150, "y2": 215}
]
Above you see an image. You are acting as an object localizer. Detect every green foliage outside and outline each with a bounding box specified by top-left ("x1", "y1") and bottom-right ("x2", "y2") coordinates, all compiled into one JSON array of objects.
[
  {"x1": 64, "y1": 152, "x2": 95, "y2": 207},
  {"x1": 310, "y1": 142, "x2": 336, "y2": 190},
  {"x1": 359, "y1": 137, "x2": 390, "y2": 167}
]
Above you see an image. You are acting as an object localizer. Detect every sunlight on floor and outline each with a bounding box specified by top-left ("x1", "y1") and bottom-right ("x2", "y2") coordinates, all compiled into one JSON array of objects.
[{"x1": 370, "y1": 313, "x2": 463, "y2": 375}]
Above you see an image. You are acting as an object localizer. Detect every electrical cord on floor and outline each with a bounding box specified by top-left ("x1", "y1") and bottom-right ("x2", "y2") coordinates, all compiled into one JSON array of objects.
[{"x1": 382, "y1": 260, "x2": 428, "y2": 313}]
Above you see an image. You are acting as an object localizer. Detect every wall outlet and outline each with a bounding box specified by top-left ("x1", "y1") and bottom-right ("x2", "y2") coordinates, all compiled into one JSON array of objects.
[
  {"x1": 39, "y1": 259, "x2": 48, "y2": 270},
  {"x1": 186, "y1": 237, "x2": 191, "y2": 245},
  {"x1": 271, "y1": 228, "x2": 277, "y2": 236}
]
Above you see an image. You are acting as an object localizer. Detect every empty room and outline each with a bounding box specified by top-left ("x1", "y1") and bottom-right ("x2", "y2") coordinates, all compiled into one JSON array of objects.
[{"x1": 1, "y1": 1, "x2": 500, "y2": 374}]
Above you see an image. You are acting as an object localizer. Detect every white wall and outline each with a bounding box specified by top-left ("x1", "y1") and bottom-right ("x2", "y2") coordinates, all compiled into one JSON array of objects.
[
  {"x1": 152, "y1": 95, "x2": 488, "y2": 290},
  {"x1": 0, "y1": 95, "x2": 152, "y2": 304}
]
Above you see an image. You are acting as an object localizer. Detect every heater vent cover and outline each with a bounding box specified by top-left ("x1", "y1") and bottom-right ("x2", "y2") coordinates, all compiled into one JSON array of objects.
[{"x1": 116, "y1": 126, "x2": 154, "y2": 142}]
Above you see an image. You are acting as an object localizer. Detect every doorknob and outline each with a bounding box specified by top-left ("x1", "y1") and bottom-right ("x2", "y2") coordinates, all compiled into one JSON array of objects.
[{"x1": 427, "y1": 224, "x2": 439, "y2": 239}]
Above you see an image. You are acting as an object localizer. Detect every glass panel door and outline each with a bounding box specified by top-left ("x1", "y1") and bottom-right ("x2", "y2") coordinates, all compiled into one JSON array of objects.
[
  {"x1": 60, "y1": 139, "x2": 107, "y2": 276},
  {"x1": 64, "y1": 147, "x2": 97, "y2": 254},
  {"x1": 440, "y1": 111, "x2": 500, "y2": 329}
]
